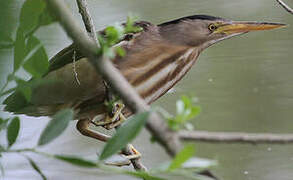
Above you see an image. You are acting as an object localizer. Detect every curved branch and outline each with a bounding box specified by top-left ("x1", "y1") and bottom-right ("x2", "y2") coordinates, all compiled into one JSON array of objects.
[
  {"x1": 179, "y1": 130, "x2": 293, "y2": 144},
  {"x1": 276, "y1": 0, "x2": 293, "y2": 14}
]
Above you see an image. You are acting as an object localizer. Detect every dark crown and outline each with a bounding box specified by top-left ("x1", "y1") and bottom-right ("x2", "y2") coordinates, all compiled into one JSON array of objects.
[{"x1": 159, "y1": 14, "x2": 224, "y2": 26}]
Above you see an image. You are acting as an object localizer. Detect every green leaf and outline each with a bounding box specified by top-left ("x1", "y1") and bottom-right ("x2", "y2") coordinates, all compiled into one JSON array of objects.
[
  {"x1": 99, "y1": 111, "x2": 150, "y2": 160},
  {"x1": 126, "y1": 171, "x2": 165, "y2": 180},
  {"x1": 124, "y1": 16, "x2": 143, "y2": 33},
  {"x1": 168, "y1": 144, "x2": 195, "y2": 171},
  {"x1": 19, "y1": 0, "x2": 46, "y2": 35},
  {"x1": 181, "y1": 95, "x2": 192, "y2": 109},
  {"x1": 54, "y1": 155, "x2": 96, "y2": 167},
  {"x1": 26, "y1": 156, "x2": 47, "y2": 180},
  {"x1": 115, "y1": 46, "x2": 126, "y2": 57},
  {"x1": 7, "y1": 117, "x2": 20, "y2": 147},
  {"x1": 38, "y1": 109, "x2": 74, "y2": 146},
  {"x1": 167, "y1": 96, "x2": 201, "y2": 131},
  {"x1": 186, "y1": 106, "x2": 201, "y2": 120},
  {"x1": 105, "y1": 26, "x2": 124, "y2": 46},
  {"x1": 14, "y1": 28, "x2": 26, "y2": 72},
  {"x1": 39, "y1": 7, "x2": 56, "y2": 26},
  {"x1": 23, "y1": 36, "x2": 49, "y2": 78}
]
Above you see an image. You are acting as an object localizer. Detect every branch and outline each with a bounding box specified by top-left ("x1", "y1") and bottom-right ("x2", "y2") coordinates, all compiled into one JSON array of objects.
[
  {"x1": 76, "y1": 0, "x2": 98, "y2": 41},
  {"x1": 45, "y1": 0, "x2": 181, "y2": 157},
  {"x1": 179, "y1": 130, "x2": 293, "y2": 144},
  {"x1": 75, "y1": 0, "x2": 148, "y2": 171},
  {"x1": 276, "y1": 0, "x2": 293, "y2": 14}
]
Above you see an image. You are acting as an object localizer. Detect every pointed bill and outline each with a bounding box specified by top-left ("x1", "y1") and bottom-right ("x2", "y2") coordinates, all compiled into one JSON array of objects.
[{"x1": 215, "y1": 21, "x2": 286, "y2": 34}]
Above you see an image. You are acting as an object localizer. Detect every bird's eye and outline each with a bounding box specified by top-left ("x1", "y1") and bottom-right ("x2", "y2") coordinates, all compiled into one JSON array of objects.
[{"x1": 208, "y1": 24, "x2": 217, "y2": 31}]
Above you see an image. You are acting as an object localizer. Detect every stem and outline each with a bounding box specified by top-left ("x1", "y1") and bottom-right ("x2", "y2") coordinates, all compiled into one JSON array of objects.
[
  {"x1": 76, "y1": 0, "x2": 98, "y2": 42},
  {"x1": 179, "y1": 130, "x2": 293, "y2": 144},
  {"x1": 276, "y1": 0, "x2": 293, "y2": 14}
]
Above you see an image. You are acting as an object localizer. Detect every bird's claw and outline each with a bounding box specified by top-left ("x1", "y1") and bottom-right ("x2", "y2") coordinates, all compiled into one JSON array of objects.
[
  {"x1": 104, "y1": 144, "x2": 141, "y2": 166},
  {"x1": 91, "y1": 102, "x2": 126, "y2": 130}
]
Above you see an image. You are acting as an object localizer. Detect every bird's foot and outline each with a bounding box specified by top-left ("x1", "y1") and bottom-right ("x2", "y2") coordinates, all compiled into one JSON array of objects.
[
  {"x1": 122, "y1": 144, "x2": 141, "y2": 160},
  {"x1": 92, "y1": 102, "x2": 126, "y2": 130},
  {"x1": 104, "y1": 144, "x2": 141, "y2": 166}
]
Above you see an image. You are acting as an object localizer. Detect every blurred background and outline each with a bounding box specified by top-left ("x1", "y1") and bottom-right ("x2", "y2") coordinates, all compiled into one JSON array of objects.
[{"x1": 0, "y1": 0, "x2": 293, "y2": 179}]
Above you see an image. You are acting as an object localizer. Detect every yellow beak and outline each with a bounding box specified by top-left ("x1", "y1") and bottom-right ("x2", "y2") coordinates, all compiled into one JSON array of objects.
[{"x1": 215, "y1": 21, "x2": 286, "y2": 34}]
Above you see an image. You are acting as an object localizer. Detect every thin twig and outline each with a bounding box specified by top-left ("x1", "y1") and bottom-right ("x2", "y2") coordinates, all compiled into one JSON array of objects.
[
  {"x1": 45, "y1": 0, "x2": 181, "y2": 157},
  {"x1": 179, "y1": 130, "x2": 293, "y2": 144},
  {"x1": 276, "y1": 0, "x2": 293, "y2": 14},
  {"x1": 76, "y1": 0, "x2": 148, "y2": 172},
  {"x1": 76, "y1": 0, "x2": 98, "y2": 41},
  {"x1": 72, "y1": 50, "x2": 81, "y2": 85}
]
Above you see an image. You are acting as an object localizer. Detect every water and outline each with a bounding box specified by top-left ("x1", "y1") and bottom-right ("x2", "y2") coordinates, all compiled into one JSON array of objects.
[{"x1": 1, "y1": 0, "x2": 293, "y2": 180}]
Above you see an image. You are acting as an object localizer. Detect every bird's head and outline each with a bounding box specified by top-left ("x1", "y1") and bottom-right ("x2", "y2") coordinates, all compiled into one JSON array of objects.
[{"x1": 159, "y1": 15, "x2": 286, "y2": 50}]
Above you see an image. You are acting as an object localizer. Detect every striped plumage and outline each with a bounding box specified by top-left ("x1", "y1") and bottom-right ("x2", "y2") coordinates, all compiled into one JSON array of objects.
[{"x1": 4, "y1": 15, "x2": 285, "y2": 120}]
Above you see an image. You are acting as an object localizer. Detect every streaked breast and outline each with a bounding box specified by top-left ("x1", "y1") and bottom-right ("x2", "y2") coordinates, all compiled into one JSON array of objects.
[{"x1": 121, "y1": 47, "x2": 199, "y2": 104}]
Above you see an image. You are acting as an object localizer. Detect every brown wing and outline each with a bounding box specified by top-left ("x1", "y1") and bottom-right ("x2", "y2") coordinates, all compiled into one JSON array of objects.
[
  {"x1": 3, "y1": 21, "x2": 155, "y2": 117},
  {"x1": 48, "y1": 21, "x2": 153, "y2": 74}
]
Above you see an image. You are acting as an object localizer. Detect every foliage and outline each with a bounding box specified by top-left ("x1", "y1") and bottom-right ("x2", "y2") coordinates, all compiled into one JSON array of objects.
[
  {"x1": 98, "y1": 15, "x2": 143, "y2": 58},
  {"x1": 25, "y1": 156, "x2": 47, "y2": 180},
  {"x1": 168, "y1": 144, "x2": 195, "y2": 170},
  {"x1": 7, "y1": 117, "x2": 20, "y2": 147},
  {"x1": 159, "y1": 95, "x2": 201, "y2": 131},
  {"x1": 38, "y1": 109, "x2": 74, "y2": 146},
  {"x1": 0, "y1": 0, "x2": 56, "y2": 101},
  {"x1": 53, "y1": 155, "x2": 97, "y2": 167}
]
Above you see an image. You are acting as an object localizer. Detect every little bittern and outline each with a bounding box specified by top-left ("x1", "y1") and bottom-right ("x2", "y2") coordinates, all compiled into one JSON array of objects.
[{"x1": 4, "y1": 15, "x2": 285, "y2": 144}]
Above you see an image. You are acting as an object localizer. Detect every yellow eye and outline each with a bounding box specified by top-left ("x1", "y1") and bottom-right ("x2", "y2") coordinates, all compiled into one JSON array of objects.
[{"x1": 208, "y1": 24, "x2": 217, "y2": 31}]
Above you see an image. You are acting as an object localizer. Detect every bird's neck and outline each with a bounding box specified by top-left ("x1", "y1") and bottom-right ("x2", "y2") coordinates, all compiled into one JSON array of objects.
[{"x1": 121, "y1": 45, "x2": 200, "y2": 104}]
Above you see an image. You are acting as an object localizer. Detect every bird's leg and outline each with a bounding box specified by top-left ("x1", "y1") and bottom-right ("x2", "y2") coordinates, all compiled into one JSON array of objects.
[
  {"x1": 76, "y1": 119, "x2": 142, "y2": 166},
  {"x1": 76, "y1": 119, "x2": 111, "y2": 142}
]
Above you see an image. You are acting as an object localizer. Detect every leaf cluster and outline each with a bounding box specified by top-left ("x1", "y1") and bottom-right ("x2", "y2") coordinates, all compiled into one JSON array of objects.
[
  {"x1": 0, "y1": 0, "x2": 56, "y2": 102},
  {"x1": 98, "y1": 16, "x2": 143, "y2": 58},
  {"x1": 159, "y1": 95, "x2": 201, "y2": 131}
]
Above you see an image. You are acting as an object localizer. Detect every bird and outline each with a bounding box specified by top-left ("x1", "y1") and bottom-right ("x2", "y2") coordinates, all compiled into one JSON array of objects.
[{"x1": 4, "y1": 14, "x2": 285, "y2": 143}]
